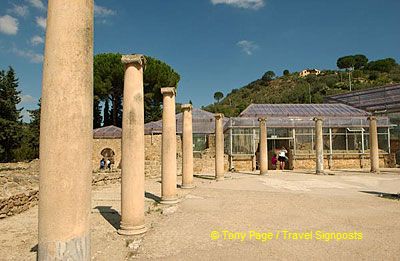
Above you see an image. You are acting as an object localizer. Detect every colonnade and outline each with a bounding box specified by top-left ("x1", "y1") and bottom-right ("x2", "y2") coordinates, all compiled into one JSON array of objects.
[{"x1": 37, "y1": 1, "x2": 380, "y2": 258}]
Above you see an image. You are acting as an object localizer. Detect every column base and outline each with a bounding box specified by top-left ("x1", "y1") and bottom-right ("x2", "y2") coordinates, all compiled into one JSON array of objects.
[
  {"x1": 160, "y1": 196, "x2": 179, "y2": 205},
  {"x1": 118, "y1": 224, "x2": 148, "y2": 236},
  {"x1": 260, "y1": 171, "x2": 268, "y2": 176},
  {"x1": 370, "y1": 169, "x2": 380, "y2": 174},
  {"x1": 215, "y1": 176, "x2": 224, "y2": 181},
  {"x1": 181, "y1": 184, "x2": 195, "y2": 189},
  {"x1": 315, "y1": 170, "x2": 325, "y2": 175}
]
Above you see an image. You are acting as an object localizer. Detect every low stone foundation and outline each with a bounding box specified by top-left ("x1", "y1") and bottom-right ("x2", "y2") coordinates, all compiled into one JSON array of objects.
[
  {"x1": 229, "y1": 153, "x2": 395, "y2": 171},
  {"x1": 0, "y1": 190, "x2": 39, "y2": 218},
  {"x1": 0, "y1": 167, "x2": 122, "y2": 219}
]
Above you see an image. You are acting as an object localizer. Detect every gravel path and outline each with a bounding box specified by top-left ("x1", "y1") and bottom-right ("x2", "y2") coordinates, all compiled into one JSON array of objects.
[{"x1": 1, "y1": 170, "x2": 399, "y2": 260}]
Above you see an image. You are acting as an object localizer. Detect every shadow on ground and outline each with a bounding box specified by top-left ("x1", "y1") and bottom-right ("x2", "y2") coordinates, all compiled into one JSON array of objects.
[
  {"x1": 194, "y1": 174, "x2": 215, "y2": 180},
  {"x1": 94, "y1": 206, "x2": 121, "y2": 230},
  {"x1": 30, "y1": 244, "x2": 38, "y2": 253},
  {"x1": 360, "y1": 191, "x2": 400, "y2": 200},
  {"x1": 145, "y1": 191, "x2": 161, "y2": 202}
]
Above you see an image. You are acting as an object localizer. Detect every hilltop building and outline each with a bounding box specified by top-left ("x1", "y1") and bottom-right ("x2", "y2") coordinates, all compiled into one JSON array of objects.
[{"x1": 299, "y1": 69, "x2": 321, "y2": 77}]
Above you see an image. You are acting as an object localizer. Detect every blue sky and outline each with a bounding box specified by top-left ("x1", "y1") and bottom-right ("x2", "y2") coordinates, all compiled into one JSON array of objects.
[{"x1": 1, "y1": 0, "x2": 399, "y2": 121}]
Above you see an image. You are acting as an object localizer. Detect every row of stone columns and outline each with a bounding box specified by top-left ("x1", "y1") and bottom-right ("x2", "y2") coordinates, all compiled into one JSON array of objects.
[
  {"x1": 313, "y1": 116, "x2": 380, "y2": 175},
  {"x1": 256, "y1": 117, "x2": 380, "y2": 175}
]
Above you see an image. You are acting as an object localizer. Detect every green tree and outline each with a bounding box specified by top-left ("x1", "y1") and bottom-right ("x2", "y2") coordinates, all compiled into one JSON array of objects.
[
  {"x1": 93, "y1": 96, "x2": 102, "y2": 128},
  {"x1": 13, "y1": 101, "x2": 41, "y2": 161},
  {"x1": 143, "y1": 56, "x2": 180, "y2": 123},
  {"x1": 337, "y1": 54, "x2": 368, "y2": 70},
  {"x1": 94, "y1": 53, "x2": 180, "y2": 126},
  {"x1": 214, "y1": 91, "x2": 224, "y2": 103},
  {"x1": 94, "y1": 53, "x2": 124, "y2": 127},
  {"x1": 283, "y1": 69, "x2": 290, "y2": 76},
  {"x1": 262, "y1": 71, "x2": 275, "y2": 81},
  {"x1": 366, "y1": 58, "x2": 397, "y2": 73},
  {"x1": 0, "y1": 67, "x2": 22, "y2": 162}
]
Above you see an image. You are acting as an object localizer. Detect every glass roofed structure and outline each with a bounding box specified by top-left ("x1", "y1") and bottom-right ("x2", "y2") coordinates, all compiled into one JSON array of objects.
[{"x1": 224, "y1": 104, "x2": 393, "y2": 171}]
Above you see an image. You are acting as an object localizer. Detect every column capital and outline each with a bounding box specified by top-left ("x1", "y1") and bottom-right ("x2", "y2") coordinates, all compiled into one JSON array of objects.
[
  {"x1": 368, "y1": 115, "x2": 377, "y2": 121},
  {"x1": 258, "y1": 117, "x2": 267, "y2": 122},
  {"x1": 214, "y1": 113, "x2": 224, "y2": 120},
  {"x1": 313, "y1": 117, "x2": 323, "y2": 122},
  {"x1": 181, "y1": 104, "x2": 192, "y2": 111},
  {"x1": 121, "y1": 54, "x2": 146, "y2": 67},
  {"x1": 161, "y1": 87, "x2": 176, "y2": 96}
]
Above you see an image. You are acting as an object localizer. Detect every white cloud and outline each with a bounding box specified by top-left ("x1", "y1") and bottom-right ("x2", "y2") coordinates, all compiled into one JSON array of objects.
[
  {"x1": 30, "y1": 35, "x2": 44, "y2": 46},
  {"x1": 36, "y1": 16, "x2": 46, "y2": 30},
  {"x1": 12, "y1": 47, "x2": 44, "y2": 63},
  {"x1": 27, "y1": 0, "x2": 46, "y2": 11},
  {"x1": 0, "y1": 15, "x2": 19, "y2": 35},
  {"x1": 94, "y1": 4, "x2": 116, "y2": 17},
  {"x1": 21, "y1": 94, "x2": 37, "y2": 104},
  {"x1": 8, "y1": 5, "x2": 29, "y2": 17},
  {"x1": 237, "y1": 40, "x2": 258, "y2": 55},
  {"x1": 211, "y1": 0, "x2": 265, "y2": 10}
]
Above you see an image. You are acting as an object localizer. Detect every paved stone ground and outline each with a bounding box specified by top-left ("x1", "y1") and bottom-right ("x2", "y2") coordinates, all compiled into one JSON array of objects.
[{"x1": 1, "y1": 169, "x2": 399, "y2": 260}]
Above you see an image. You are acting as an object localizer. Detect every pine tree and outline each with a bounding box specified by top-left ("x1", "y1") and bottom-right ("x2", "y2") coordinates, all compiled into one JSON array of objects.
[
  {"x1": 0, "y1": 67, "x2": 23, "y2": 162},
  {"x1": 93, "y1": 96, "x2": 102, "y2": 128}
]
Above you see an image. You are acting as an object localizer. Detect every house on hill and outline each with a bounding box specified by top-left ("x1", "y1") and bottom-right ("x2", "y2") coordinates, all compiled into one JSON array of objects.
[{"x1": 299, "y1": 69, "x2": 321, "y2": 77}]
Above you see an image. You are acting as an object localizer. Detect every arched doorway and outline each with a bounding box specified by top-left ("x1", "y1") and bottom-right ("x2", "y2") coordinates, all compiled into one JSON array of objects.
[{"x1": 100, "y1": 148, "x2": 115, "y2": 169}]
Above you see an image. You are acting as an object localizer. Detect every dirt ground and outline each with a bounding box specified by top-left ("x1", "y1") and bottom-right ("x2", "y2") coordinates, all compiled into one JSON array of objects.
[{"x1": 1, "y1": 169, "x2": 399, "y2": 260}]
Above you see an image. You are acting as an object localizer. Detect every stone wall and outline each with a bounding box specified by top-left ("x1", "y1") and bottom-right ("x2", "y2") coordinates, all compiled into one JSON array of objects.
[
  {"x1": 293, "y1": 154, "x2": 392, "y2": 170},
  {"x1": 93, "y1": 134, "x2": 229, "y2": 177},
  {"x1": 228, "y1": 153, "x2": 393, "y2": 171},
  {"x1": 0, "y1": 168, "x2": 123, "y2": 219}
]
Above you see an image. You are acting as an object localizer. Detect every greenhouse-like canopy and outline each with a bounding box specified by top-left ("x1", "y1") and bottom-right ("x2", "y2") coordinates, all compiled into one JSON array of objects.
[{"x1": 324, "y1": 84, "x2": 400, "y2": 114}]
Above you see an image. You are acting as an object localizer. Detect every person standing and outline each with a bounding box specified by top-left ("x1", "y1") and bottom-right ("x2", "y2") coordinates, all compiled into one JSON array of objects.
[{"x1": 278, "y1": 147, "x2": 288, "y2": 170}]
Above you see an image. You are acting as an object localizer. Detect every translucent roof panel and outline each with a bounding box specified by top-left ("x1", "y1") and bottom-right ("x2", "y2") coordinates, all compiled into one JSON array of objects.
[
  {"x1": 226, "y1": 116, "x2": 391, "y2": 129},
  {"x1": 324, "y1": 84, "x2": 400, "y2": 114},
  {"x1": 239, "y1": 103, "x2": 370, "y2": 118}
]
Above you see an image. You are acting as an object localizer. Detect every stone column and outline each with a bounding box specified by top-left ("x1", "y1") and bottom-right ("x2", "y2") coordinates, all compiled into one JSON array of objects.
[
  {"x1": 161, "y1": 87, "x2": 178, "y2": 204},
  {"x1": 215, "y1": 113, "x2": 225, "y2": 181},
  {"x1": 118, "y1": 54, "x2": 147, "y2": 236},
  {"x1": 258, "y1": 118, "x2": 268, "y2": 175},
  {"x1": 314, "y1": 117, "x2": 324, "y2": 174},
  {"x1": 38, "y1": 0, "x2": 93, "y2": 259},
  {"x1": 368, "y1": 116, "x2": 380, "y2": 173},
  {"x1": 181, "y1": 104, "x2": 194, "y2": 189}
]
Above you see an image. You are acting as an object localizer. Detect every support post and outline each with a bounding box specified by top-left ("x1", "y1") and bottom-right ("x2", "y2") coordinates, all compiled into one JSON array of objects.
[
  {"x1": 181, "y1": 104, "x2": 194, "y2": 189},
  {"x1": 38, "y1": 0, "x2": 93, "y2": 259},
  {"x1": 161, "y1": 87, "x2": 178, "y2": 204},
  {"x1": 314, "y1": 117, "x2": 324, "y2": 174},
  {"x1": 118, "y1": 54, "x2": 147, "y2": 236},
  {"x1": 258, "y1": 118, "x2": 268, "y2": 175},
  {"x1": 215, "y1": 113, "x2": 224, "y2": 181},
  {"x1": 368, "y1": 116, "x2": 380, "y2": 173},
  {"x1": 328, "y1": 128, "x2": 333, "y2": 169}
]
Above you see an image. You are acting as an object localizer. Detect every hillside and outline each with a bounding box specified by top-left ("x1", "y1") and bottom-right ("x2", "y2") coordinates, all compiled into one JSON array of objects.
[{"x1": 204, "y1": 60, "x2": 400, "y2": 117}]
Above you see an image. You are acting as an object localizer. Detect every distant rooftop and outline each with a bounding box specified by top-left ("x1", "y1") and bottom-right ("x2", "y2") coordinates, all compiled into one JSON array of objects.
[{"x1": 93, "y1": 125, "x2": 122, "y2": 139}]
